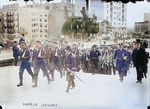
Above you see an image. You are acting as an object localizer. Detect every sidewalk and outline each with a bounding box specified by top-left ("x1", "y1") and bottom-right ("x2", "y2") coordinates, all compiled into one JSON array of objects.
[{"x1": 0, "y1": 51, "x2": 13, "y2": 61}]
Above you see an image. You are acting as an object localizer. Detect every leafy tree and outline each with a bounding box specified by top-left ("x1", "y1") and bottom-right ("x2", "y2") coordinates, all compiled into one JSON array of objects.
[
  {"x1": 62, "y1": 18, "x2": 83, "y2": 38},
  {"x1": 62, "y1": 17, "x2": 99, "y2": 39},
  {"x1": 101, "y1": 20, "x2": 112, "y2": 37},
  {"x1": 18, "y1": 27, "x2": 28, "y2": 36},
  {"x1": 87, "y1": 23, "x2": 99, "y2": 38},
  {"x1": 61, "y1": 19, "x2": 73, "y2": 36}
]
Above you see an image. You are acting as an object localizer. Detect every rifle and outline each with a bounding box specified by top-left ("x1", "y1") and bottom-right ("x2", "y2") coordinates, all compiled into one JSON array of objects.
[
  {"x1": 21, "y1": 35, "x2": 35, "y2": 58},
  {"x1": 86, "y1": 45, "x2": 89, "y2": 61},
  {"x1": 69, "y1": 34, "x2": 74, "y2": 46},
  {"x1": 38, "y1": 32, "x2": 49, "y2": 57}
]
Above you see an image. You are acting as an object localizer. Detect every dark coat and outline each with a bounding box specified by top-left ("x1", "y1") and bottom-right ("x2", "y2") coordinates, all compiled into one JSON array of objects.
[
  {"x1": 114, "y1": 49, "x2": 127, "y2": 72},
  {"x1": 12, "y1": 45, "x2": 19, "y2": 57},
  {"x1": 90, "y1": 50, "x2": 101, "y2": 60},
  {"x1": 19, "y1": 38, "x2": 25, "y2": 45},
  {"x1": 132, "y1": 47, "x2": 148, "y2": 67},
  {"x1": 126, "y1": 51, "x2": 132, "y2": 70},
  {"x1": 65, "y1": 52, "x2": 73, "y2": 71}
]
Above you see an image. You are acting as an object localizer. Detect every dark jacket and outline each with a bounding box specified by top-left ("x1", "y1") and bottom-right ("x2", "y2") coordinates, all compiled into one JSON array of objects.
[
  {"x1": 90, "y1": 50, "x2": 101, "y2": 60},
  {"x1": 132, "y1": 47, "x2": 148, "y2": 67},
  {"x1": 12, "y1": 45, "x2": 19, "y2": 57},
  {"x1": 19, "y1": 38, "x2": 25, "y2": 44}
]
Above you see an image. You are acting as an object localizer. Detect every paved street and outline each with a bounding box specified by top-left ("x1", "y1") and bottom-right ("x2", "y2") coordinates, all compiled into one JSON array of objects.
[{"x1": 0, "y1": 64, "x2": 149, "y2": 109}]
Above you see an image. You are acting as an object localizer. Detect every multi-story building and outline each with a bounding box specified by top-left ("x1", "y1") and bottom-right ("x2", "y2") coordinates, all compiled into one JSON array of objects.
[
  {"x1": 2, "y1": 3, "x2": 19, "y2": 44},
  {"x1": 0, "y1": 8, "x2": 3, "y2": 43},
  {"x1": 18, "y1": 6, "x2": 49, "y2": 42},
  {"x1": 1, "y1": 1, "x2": 96, "y2": 43},
  {"x1": 32, "y1": 2, "x2": 75, "y2": 39},
  {"x1": 135, "y1": 13, "x2": 150, "y2": 34},
  {"x1": 1, "y1": 3, "x2": 49, "y2": 44},
  {"x1": 98, "y1": 1, "x2": 127, "y2": 39}
]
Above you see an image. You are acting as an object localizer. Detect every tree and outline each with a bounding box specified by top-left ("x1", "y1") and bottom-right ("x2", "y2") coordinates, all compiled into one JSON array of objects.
[
  {"x1": 62, "y1": 17, "x2": 99, "y2": 39},
  {"x1": 61, "y1": 18, "x2": 83, "y2": 38},
  {"x1": 101, "y1": 20, "x2": 112, "y2": 38},
  {"x1": 61, "y1": 19, "x2": 73, "y2": 36},
  {"x1": 18, "y1": 27, "x2": 28, "y2": 36},
  {"x1": 87, "y1": 23, "x2": 99, "y2": 38}
]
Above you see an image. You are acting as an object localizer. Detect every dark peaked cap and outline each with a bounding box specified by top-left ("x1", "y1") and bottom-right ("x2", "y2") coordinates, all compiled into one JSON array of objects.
[{"x1": 136, "y1": 39, "x2": 141, "y2": 44}]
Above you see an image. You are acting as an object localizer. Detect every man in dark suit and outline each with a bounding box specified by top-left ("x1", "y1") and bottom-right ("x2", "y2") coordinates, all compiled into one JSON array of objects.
[
  {"x1": 132, "y1": 39, "x2": 148, "y2": 83},
  {"x1": 12, "y1": 41, "x2": 19, "y2": 66}
]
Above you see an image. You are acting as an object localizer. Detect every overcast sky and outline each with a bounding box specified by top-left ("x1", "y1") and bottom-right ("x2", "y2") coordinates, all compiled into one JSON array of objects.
[{"x1": 0, "y1": 0, "x2": 150, "y2": 27}]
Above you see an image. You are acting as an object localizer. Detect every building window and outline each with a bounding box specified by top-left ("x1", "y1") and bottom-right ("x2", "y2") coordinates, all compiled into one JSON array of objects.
[
  {"x1": 40, "y1": 29, "x2": 42, "y2": 33},
  {"x1": 45, "y1": 29, "x2": 47, "y2": 33},
  {"x1": 46, "y1": 6, "x2": 49, "y2": 10},
  {"x1": 44, "y1": 19, "x2": 47, "y2": 22},
  {"x1": 40, "y1": 18, "x2": 42, "y2": 22},
  {"x1": 44, "y1": 24, "x2": 47, "y2": 27},
  {"x1": 40, "y1": 34, "x2": 42, "y2": 38},
  {"x1": 40, "y1": 23, "x2": 42, "y2": 27},
  {"x1": 45, "y1": 14, "x2": 47, "y2": 17}
]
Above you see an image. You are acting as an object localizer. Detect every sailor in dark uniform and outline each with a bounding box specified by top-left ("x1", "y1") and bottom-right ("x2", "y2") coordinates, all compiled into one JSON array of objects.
[
  {"x1": 71, "y1": 43, "x2": 80, "y2": 72},
  {"x1": 90, "y1": 45, "x2": 101, "y2": 75},
  {"x1": 17, "y1": 41, "x2": 34, "y2": 87},
  {"x1": 65, "y1": 46, "x2": 76, "y2": 93},
  {"x1": 50, "y1": 42, "x2": 63, "y2": 81},
  {"x1": 32, "y1": 40, "x2": 51, "y2": 87},
  {"x1": 79, "y1": 49, "x2": 89, "y2": 73}
]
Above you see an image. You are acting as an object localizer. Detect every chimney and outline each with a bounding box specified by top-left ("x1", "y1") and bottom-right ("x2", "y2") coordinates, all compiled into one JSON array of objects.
[{"x1": 86, "y1": 0, "x2": 91, "y2": 11}]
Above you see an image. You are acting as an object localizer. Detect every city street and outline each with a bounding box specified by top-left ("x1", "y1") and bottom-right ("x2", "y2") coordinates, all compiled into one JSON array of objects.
[{"x1": 0, "y1": 64, "x2": 149, "y2": 109}]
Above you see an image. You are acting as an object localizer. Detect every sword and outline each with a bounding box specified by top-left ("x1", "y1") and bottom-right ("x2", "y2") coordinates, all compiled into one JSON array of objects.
[{"x1": 67, "y1": 68, "x2": 86, "y2": 85}]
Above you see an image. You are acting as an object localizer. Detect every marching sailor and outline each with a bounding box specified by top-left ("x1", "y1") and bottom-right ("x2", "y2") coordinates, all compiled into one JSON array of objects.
[
  {"x1": 65, "y1": 46, "x2": 76, "y2": 93},
  {"x1": 17, "y1": 41, "x2": 34, "y2": 87},
  {"x1": 32, "y1": 40, "x2": 51, "y2": 87}
]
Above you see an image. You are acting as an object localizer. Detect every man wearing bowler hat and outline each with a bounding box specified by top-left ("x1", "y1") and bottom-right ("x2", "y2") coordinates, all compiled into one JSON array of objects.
[{"x1": 132, "y1": 39, "x2": 148, "y2": 83}]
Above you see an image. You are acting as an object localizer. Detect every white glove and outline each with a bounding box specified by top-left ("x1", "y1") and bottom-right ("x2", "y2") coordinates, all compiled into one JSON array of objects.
[
  {"x1": 123, "y1": 56, "x2": 127, "y2": 60},
  {"x1": 71, "y1": 71, "x2": 76, "y2": 75}
]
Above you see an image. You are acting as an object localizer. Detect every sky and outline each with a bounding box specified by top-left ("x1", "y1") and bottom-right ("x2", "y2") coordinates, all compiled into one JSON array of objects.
[{"x1": 0, "y1": 0, "x2": 150, "y2": 27}]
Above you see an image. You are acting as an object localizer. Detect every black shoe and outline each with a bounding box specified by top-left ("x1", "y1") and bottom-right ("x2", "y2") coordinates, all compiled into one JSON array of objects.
[
  {"x1": 17, "y1": 83, "x2": 23, "y2": 87},
  {"x1": 66, "y1": 90, "x2": 69, "y2": 93},
  {"x1": 139, "y1": 81, "x2": 142, "y2": 84},
  {"x1": 136, "y1": 81, "x2": 139, "y2": 83},
  {"x1": 92, "y1": 73, "x2": 95, "y2": 75}
]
